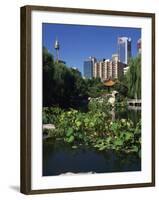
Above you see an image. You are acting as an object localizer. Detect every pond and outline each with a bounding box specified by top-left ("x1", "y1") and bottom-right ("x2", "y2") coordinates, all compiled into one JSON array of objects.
[
  {"x1": 43, "y1": 140, "x2": 141, "y2": 176},
  {"x1": 43, "y1": 108, "x2": 141, "y2": 176}
]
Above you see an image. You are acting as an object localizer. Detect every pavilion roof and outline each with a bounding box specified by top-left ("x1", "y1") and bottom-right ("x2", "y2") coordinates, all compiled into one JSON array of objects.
[{"x1": 103, "y1": 80, "x2": 116, "y2": 87}]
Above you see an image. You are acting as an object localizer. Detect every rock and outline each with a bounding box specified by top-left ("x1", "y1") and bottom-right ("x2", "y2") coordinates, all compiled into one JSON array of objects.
[{"x1": 43, "y1": 124, "x2": 55, "y2": 130}]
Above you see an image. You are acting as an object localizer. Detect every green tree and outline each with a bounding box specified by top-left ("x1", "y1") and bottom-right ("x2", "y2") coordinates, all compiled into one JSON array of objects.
[
  {"x1": 125, "y1": 56, "x2": 141, "y2": 99},
  {"x1": 43, "y1": 47, "x2": 89, "y2": 108},
  {"x1": 114, "y1": 81, "x2": 128, "y2": 97},
  {"x1": 43, "y1": 47, "x2": 54, "y2": 106}
]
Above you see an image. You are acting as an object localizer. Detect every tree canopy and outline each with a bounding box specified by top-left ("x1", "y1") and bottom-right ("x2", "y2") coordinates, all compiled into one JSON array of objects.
[
  {"x1": 43, "y1": 47, "x2": 103, "y2": 108},
  {"x1": 125, "y1": 56, "x2": 141, "y2": 99}
]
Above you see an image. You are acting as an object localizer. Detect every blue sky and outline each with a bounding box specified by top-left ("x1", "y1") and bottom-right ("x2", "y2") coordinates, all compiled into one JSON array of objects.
[{"x1": 42, "y1": 23, "x2": 141, "y2": 74}]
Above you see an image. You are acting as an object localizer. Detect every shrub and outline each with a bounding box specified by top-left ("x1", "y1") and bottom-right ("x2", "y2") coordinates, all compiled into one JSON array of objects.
[
  {"x1": 88, "y1": 96, "x2": 112, "y2": 115},
  {"x1": 42, "y1": 107, "x2": 62, "y2": 124}
]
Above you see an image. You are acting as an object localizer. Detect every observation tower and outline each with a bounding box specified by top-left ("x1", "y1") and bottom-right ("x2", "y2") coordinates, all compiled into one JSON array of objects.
[{"x1": 54, "y1": 38, "x2": 60, "y2": 62}]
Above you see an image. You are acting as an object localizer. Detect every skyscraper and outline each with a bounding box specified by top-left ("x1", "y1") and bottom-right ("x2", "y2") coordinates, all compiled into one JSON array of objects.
[
  {"x1": 83, "y1": 57, "x2": 96, "y2": 79},
  {"x1": 118, "y1": 37, "x2": 132, "y2": 64}
]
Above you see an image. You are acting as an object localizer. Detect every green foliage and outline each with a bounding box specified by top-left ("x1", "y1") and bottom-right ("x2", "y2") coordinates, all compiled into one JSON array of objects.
[
  {"x1": 43, "y1": 46, "x2": 85, "y2": 107},
  {"x1": 42, "y1": 107, "x2": 62, "y2": 125},
  {"x1": 114, "y1": 81, "x2": 128, "y2": 97},
  {"x1": 65, "y1": 135, "x2": 75, "y2": 143},
  {"x1": 91, "y1": 118, "x2": 141, "y2": 154},
  {"x1": 88, "y1": 97, "x2": 112, "y2": 115},
  {"x1": 43, "y1": 47, "x2": 55, "y2": 106},
  {"x1": 125, "y1": 56, "x2": 141, "y2": 99},
  {"x1": 43, "y1": 106, "x2": 141, "y2": 156},
  {"x1": 85, "y1": 78, "x2": 104, "y2": 98}
]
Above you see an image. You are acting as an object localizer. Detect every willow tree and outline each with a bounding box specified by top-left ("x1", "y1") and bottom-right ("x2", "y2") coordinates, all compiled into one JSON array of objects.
[{"x1": 126, "y1": 56, "x2": 141, "y2": 99}]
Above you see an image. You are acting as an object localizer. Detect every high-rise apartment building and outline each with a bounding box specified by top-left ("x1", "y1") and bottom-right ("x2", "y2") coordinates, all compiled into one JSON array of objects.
[
  {"x1": 112, "y1": 54, "x2": 119, "y2": 79},
  {"x1": 93, "y1": 56, "x2": 126, "y2": 81},
  {"x1": 107, "y1": 60, "x2": 112, "y2": 79},
  {"x1": 118, "y1": 37, "x2": 132, "y2": 64},
  {"x1": 94, "y1": 60, "x2": 108, "y2": 81},
  {"x1": 94, "y1": 61, "x2": 101, "y2": 79},
  {"x1": 111, "y1": 54, "x2": 126, "y2": 79}
]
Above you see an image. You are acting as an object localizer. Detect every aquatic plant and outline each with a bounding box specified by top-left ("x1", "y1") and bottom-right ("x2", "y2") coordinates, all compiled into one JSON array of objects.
[{"x1": 43, "y1": 106, "x2": 141, "y2": 157}]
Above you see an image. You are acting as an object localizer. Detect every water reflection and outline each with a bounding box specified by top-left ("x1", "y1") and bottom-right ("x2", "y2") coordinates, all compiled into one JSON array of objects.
[{"x1": 43, "y1": 140, "x2": 141, "y2": 176}]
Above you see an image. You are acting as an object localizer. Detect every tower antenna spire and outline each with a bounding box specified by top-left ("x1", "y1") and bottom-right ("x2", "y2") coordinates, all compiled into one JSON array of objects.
[{"x1": 54, "y1": 37, "x2": 60, "y2": 62}]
